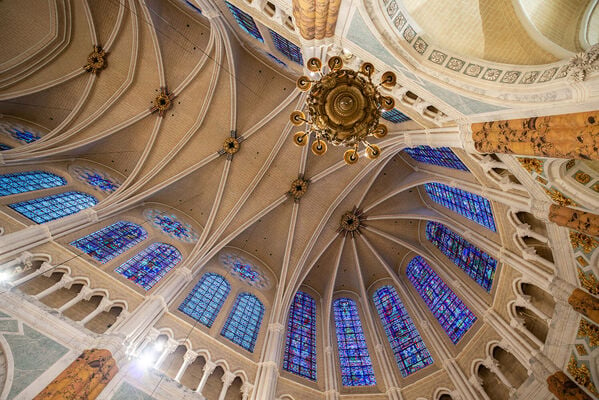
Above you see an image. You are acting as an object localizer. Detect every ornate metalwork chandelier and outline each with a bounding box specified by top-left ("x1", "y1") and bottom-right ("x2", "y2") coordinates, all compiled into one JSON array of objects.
[{"x1": 290, "y1": 56, "x2": 397, "y2": 164}]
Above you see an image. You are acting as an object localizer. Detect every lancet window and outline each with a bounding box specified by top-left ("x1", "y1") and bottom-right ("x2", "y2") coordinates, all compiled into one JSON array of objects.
[
  {"x1": 179, "y1": 272, "x2": 231, "y2": 327},
  {"x1": 70, "y1": 221, "x2": 147, "y2": 263},
  {"x1": 283, "y1": 291, "x2": 317, "y2": 380},
  {"x1": 221, "y1": 292, "x2": 265, "y2": 352},
  {"x1": 9, "y1": 191, "x2": 98, "y2": 223}
]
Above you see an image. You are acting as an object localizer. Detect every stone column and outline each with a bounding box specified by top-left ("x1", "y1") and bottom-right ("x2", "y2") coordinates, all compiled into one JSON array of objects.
[
  {"x1": 0, "y1": 251, "x2": 33, "y2": 271},
  {"x1": 468, "y1": 375, "x2": 491, "y2": 400},
  {"x1": 471, "y1": 110, "x2": 599, "y2": 160},
  {"x1": 174, "y1": 350, "x2": 197, "y2": 382},
  {"x1": 218, "y1": 371, "x2": 236, "y2": 400},
  {"x1": 196, "y1": 360, "x2": 217, "y2": 395},
  {"x1": 155, "y1": 339, "x2": 179, "y2": 370},
  {"x1": 323, "y1": 346, "x2": 339, "y2": 400},
  {"x1": 10, "y1": 261, "x2": 53, "y2": 286},
  {"x1": 250, "y1": 323, "x2": 284, "y2": 400},
  {"x1": 548, "y1": 205, "x2": 599, "y2": 236},
  {"x1": 79, "y1": 298, "x2": 112, "y2": 325},
  {"x1": 483, "y1": 358, "x2": 516, "y2": 396},
  {"x1": 241, "y1": 382, "x2": 254, "y2": 400},
  {"x1": 35, "y1": 276, "x2": 73, "y2": 299},
  {"x1": 58, "y1": 286, "x2": 93, "y2": 313},
  {"x1": 443, "y1": 359, "x2": 481, "y2": 400},
  {"x1": 33, "y1": 349, "x2": 118, "y2": 400}
]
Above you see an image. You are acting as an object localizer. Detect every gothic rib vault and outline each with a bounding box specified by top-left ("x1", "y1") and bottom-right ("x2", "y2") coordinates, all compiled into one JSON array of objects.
[{"x1": 0, "y1": 0, "x2": 598, "y2": 400}]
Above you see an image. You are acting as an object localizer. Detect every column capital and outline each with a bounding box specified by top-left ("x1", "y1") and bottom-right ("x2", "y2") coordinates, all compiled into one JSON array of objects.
[
  {"x1": 204, "y1": 359, "x2": 217, "y2": 373},
  {"x1": 222, "y1": 371, "x2": 236, "y2": 387},
  {"x1": 267, "y1": 322, "x2": 285, "y2": 333},
  {"x1": 183, "y1": 350, "x2": 198, "y2": 363}
]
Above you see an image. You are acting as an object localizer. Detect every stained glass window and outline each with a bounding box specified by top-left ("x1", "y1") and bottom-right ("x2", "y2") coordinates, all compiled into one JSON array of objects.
[
  {"x1": 70, "y1": 221, "x2": 147, "y2": 263},
  {"x1": 283, "y1": 291, "x2": 317, "y2": 380},
  {"x1": 269, "y1": 30, "x2": 303, "y2": 65},
  {"x1": 221, "y1": 293, "x2": 265, "y2": 352},
  {"x1": 220, "y1": 253, "x2": 271, "y2": 289},
  {"x1": 373, "y1": 286, "x2": 433, "y2": 377},
  {"x1": 9, "y1": 128, "x2": 40, "y2": 143},
  {"x1": 0, "y1": 143, "x2": 11, "y2": 150},
  {"x1": 144, "y1": 209, "x2": 198, "y2": 243},
  {"x1": 382, "y1": 109, "x2": 410, "y2": 123},
  {"x1": 406, "y1": 256, "x2": 476, "y2": 344},
  {"x1": 114, "y1": 243, "x2": 181, "y2": 290},
  {"x1": 9, "y1": 191, "x2": 98, "y2": 224},
  {"x1": 333, "y1": 298, "x2": 376, "y2": 386},
  {"x1": 72, "y1": 167, "x2": 118, "y2": 192},
  {"x1": 267, "y1": 53, "x2": 287, "y2": 67},
  {"x1": 424, "y1": 183, "x2": 496, "y2": 231},
  {"x1": 0, "y1": 171, "x2": 66, "y2": 196},
  {"x1": 404, "y1": 146, "x2": 469, "y2": 171},
  {"x1": 225, "y1": 1, "x2": 264, "y2": 42},
  {"x1": 179, "y1": 273, "x2": 231, "y2": 327},
  {"x1": 426, "y1": 222, "x2": 497, "y2": 292}
]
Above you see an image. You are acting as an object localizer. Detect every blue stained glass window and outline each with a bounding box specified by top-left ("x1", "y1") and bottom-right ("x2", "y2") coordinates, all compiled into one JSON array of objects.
[
  {"x1": 404, "y1": 146, "x2": 469, "y2": 171},
  {"x1": 373, "y1": 286, "x2": 433, "y2": 377},
  {"x1": 221, "y1": 293, "x2": 265, "y2": 352},
  {"x1": 80, "y1": 171, "x2": 118, "y2": 192},
  {"x1": 179, "y1": 273, "x2": 231, "y2": 327},
  {"x1": 0, "y1": 171, "x2": 66, "y2": 196},
  {"x1": 333, "y1": 298, "x2": 376, "y2": 386},
  {"x1": 225, "y1": 1, "x2": 263, "y2": 42},
  {"x1": 153, "y1": 215, "x2": 194, "y2": 241},
  {"x1": 0, "y1": 143, "x2": 12, "y2": 150},
  {"x1": 426, "y1": 222, "x2": 497, "y2": 292},
  {"x1": 284, "y1": 291, "x2": 317, "y2": 380},
  {"x1": 114, "y1": 243, "x2": 181, "y2": 290},
  {"x1": 9, "y1": 191, "x2": 98, "y2": 224},
  {"x1": 382, "y1": 109, "x2": 410, "y2": 123},
  {"x1": 269, "y1": 30, "x2": 303, "y2": 65},
  {"x1": 424, "y1": 183, "x2": 496, "y2": 232},
  {"x1": 267, "y1": 53, "x2": 287, "y2": 67},
  {"x1": 9, "y1": 129, "x2": 40, "y2": 143},
  {"x1": 70, "y1": 221, "x2": 147, "y2": 263},
  {"x1": 406, "y1": 256, "x2": 476, "y2": 344}
]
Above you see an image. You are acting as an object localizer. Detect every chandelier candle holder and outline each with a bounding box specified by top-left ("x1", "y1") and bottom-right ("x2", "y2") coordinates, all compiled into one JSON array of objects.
[{"x1": 290, "y1": 56, "x2": 397, "y2": 165}]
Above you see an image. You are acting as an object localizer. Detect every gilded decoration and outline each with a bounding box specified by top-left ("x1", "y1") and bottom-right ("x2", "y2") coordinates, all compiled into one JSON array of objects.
[
  {"x1": 150, "y1": 87, "x2": 175, "y2": 117},
  {"x1": 578, "y1": 319, "x2": 599, "y2": 348},
  {"x1": 567, "y1": 355, "x2": 599, "y2": 396},
  {"x1": 592, "y1": 182, "x2": 599, "y2": 193},
  {"x1": 566, "y1": 159, "x2": 577, "y2": 170},
  {"x1": 549, "y1": 205, "x2": 599, "y2": 237},
  {"x1": 291, "y1": 0, "x2": 341, "y2": 40},
  {"x1": 578, "y1": 268, "x2": 599, "y2": 296},
  {"x1": 83, "y1": 45, "x2": 107, "y2": 74},
  {"x1": 544, "y1": 188, "x2": 577, "y2": 207},
  {"x1": 34, "y1": 349, "x2": 118, "y2": 400},
  {"x1": 223, "y1": 137, "x2": 240, "y2": 155},
  {"x1": 337, "y1": 207, "x2": 366, "y2": 238},
  {"x1": 547, "y1": 371, "x2": 593, "y2": 400},
  {"x1": 570, "y1": 231, "x2": 599, "y2": 253},
  {"x1": 575, "y1": 171, "x2": 592, "y2": 184},
  {"x1": 517, "y1": 157, "x2": 544, "y2": 174},
  {"x1": 289, "y1": 177, "x2": 309, "y2": 200},
  {"x1": 472, "y1": 111, "x2": 599, "y2": 160},
  {"x1": 576, "y1": 344, "x2": 588, "y2": 356}
]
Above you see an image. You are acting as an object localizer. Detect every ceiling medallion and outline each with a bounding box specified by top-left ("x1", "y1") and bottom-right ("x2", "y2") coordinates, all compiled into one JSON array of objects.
[
  {"x1": 223, "y1": 137, "x2": 240, "y2": 154},
  {"x1": 338, "y1": 208, "x2": 366, "y2": 237},
  {"x1": 289, "y1": 177, "x2": 309, "y2": 201},
  {"x1": 150, "y1": 87, "x2": 175, "y2": 117},
  {"x1": 290, "y1": 56, "x2": 397, "y2": 165},
  {"x1": 83, "y1": 45, "x2": 107, "y2": 74}
]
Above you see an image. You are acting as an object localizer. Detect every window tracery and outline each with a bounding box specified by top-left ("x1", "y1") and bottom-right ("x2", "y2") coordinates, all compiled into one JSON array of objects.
[
  {"x1": 0, "y1": 171, "x2": 66, "y2": 196},
  {"x1": 9, "y1": 191, "x2": 98, "y2": 223},
  {"x1": 71, "y1": 166, "x2": 119, "y2": 193},
  {"x1": 114, "y1": 242, "x2": 181, "y2": 290},
  {"x1": 333, "y1": 298, "x2": 376, "y2": 386},
  {"x1": 406, "y1": 256, "x2": 476, "y2": 343},
  {"x1": 404, "y1": 146, "x2": 469, "y2": 171},
  {"x1": 144, "y1": 209, "x2": 199, "y2": 243},
  {"x1": 424, "y1": 183, "x2": 496, "y2": 231},
  {"x1": 8, "y1": 128, "x2": 40, "y2": 143},
  {"x1": 426, "y1": 222, "x2": 497, "y2": 291},
  {"x1": 220, "y1": 253, "x2": 271, "y2": 289},
  {"x1": 179, "y1": 272, "x2": 231, "y2": 327},
  {"x1": 70, "y1": 221, "x2": 147, "y2": 263},
  {"x1": 373, "y1": 285, "x2": 433, "y2": 377},
  {"x1": 221, "y1": 292, "x2": 265, "y2": 352},
  {"x1": 225, "y1": 2, "x2": 264, "y2": 42},
  {"x1": 283, "y1": 291, "x2": 317, "y2": 380}
]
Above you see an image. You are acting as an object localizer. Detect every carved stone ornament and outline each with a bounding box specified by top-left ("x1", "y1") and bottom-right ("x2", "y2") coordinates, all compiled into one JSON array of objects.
[
  {"x1": 570, "y1": 231, "x2": 599, "y2": 253},
  {"x1": 223, "y1": 137, "x2": 240, "y2": 155},
  {"x1": 337, "y1": 207, "x2": 367, "y2": 238},
  {"x1": 288, "y1": 178, "x2": 309, "y2": 200},
  {"x1": 84, "y1": 45, "x2": 107, "y2": 74},
  {"x1": 567, "y1": 44, "x2": 599, "y2": 82},
  {"x1": 544, "y1": 187, "x2": 577, "y2": 207},
  {"x1": 517, "y1": 157, "x2": 544, "y2": 174},
  {"x1": 577, "y1": 318, "x2": 599, "y2": 348},
  {"x1": 577, "y1": 268, "x2": 599, "y2": 296},
  {"x1": 150, "y1": 87, "x2": 175, "y2": 117},
  {"x1": 567, "y1": 355, "x2": 599, "y2": 397}
]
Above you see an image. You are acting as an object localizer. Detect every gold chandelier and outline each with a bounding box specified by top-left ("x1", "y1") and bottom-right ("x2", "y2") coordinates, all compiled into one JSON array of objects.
[{"x1": 290, "y1": 56, "x2": 397, "y2": 164}]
